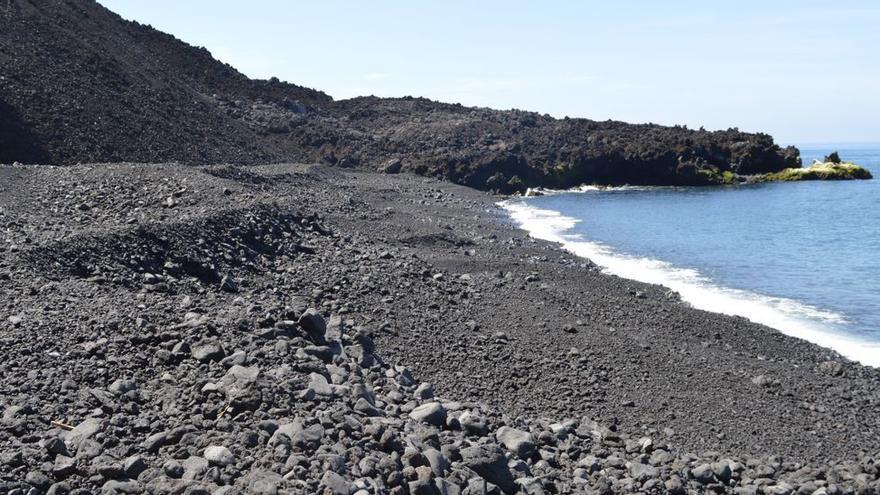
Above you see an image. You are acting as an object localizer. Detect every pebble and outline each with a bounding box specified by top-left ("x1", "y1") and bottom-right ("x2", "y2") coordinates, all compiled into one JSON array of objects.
[{"x1": 191, "y1": 339, "x2": 225, "y2": 362}]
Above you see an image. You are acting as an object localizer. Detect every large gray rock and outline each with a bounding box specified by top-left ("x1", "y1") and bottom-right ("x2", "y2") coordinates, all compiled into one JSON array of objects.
[
  {"x1": 409, "y1": 402, "x2": 447, "y2": 426},
  {"x1": 423, "y1": 448, "x2": 449, "y2": 477},
  {"x1": 712, "y1": 460, "x2": 733, "y2": 482},
  {"x1": 236, "y1": 469, "x2": 285, "y2": 495},
  {"x1": 302, "y1": 345, "x2": 334, "y2": 363},
  {"x1": 2, "y1": 404, "x2": 31, "y2": 422},
  {"x1": 354, "y1": 397, "x2": 383, "y2": 417},
  {"x1": 320, "y1": 471, "x2": 351, "y2": 495},
  {"x1": 269, "y1": 419, "x2": 304, "y2": 447},
  {"x1": 123, "y1": 455, "x2": 148, "y2": 479},
  {"x1": 42, "y1": 436, "x2": 71, "y2": 457},
  {"x1": 691, "y1": 463, "x2": 714, "y2": 484},
  {"x1": 64, "y1": 418, "x2": 104, "y2": 452},
  {"x1": 220, "y1": 365, "x2": 259, "y2": 388},
  {"x1": 25, "y1": 471, "x2": 52, "y2": 490},
  {"x1": 514, "y1": 477, "x2": 545, "y2": 495},
  {"x1": 141, "y1": 432, "x2": 167, "y2": 453},
  {"x1": 204, "y1": 445, "x2": 235, "y2": 467},
  {"x1": 100, "y1": 479, "x2": 143, "y2": 494},
  {"x1": 434, "y1": 477, "x2": 461, "y2": 495},
  {"x1": 765, "y1": 483, "x2": 795, "y2": 495},
  {"x1": 665, "y1": 476, "x2": 685, "y2": 494},
  {"x1": 191, "y1": 339, "x2": 225, "y2": 362},
  {"x1": 108, "y1": 379, "x2": 137, "y2": 396},
  {"x1": 53, "y1": 454, "x2": 76, "y2": 478},
  {"x1": 308, "y1": 373, "x2": 334, "y2": 396},
  {"x1": 459, "y1": 411, "x2": 489, "y2": 436},
  {"x1": 326, "y1": 314, "x2": 344, "y2": 342},
  {"x1": 460, "y1": 444, "x2": 516, "y2": 495},
  {"x1": 182, "y1": 456, "x2": 209, "y2": 481},
  {"x1": 298, "y1": 309, "x2": 327, "y2": 344},
  {"x1": 414, "y1": 382, "x2": 434, "y2": 400},
  {"x1": 628, "y1": 462, "x2": 659, "y2": 482},
  {"x1": 495, "y1": 426, "x2": 536, "y2": 460},
  {"x1": 216, "y1": 365, "x2": 262, "y2": 411},
  {"x1": 463, "y1": 477, "x2": 500, "y2": 495},
  {"x1": 292, "y1": 424, "x2": 325, "y2": 449},
  {"x1": 377, "y1": 158, "x2": 403, "y2": 174}
]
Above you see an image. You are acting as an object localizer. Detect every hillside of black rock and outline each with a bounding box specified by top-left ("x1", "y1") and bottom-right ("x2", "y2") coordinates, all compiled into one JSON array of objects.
[
  {"x1": 2, "y1": 162, "x2": 879, "y2": 494},
  {"x1": 1, "y1": 0, "x2": 800, "y2": 191}
]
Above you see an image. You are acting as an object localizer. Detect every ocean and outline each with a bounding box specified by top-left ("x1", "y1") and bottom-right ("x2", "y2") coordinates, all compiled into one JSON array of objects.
[{"x1": 502, "y1": 144, "x2": 880, "y2": 367}]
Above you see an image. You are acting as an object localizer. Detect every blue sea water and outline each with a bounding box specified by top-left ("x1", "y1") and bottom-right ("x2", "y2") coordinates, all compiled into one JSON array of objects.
[{"x1": 503, "y1": 144, "x2": 880, "y2": 366}]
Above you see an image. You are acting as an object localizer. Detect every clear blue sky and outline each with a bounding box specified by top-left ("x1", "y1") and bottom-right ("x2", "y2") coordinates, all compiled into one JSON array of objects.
[{"x1": 99, "y1": 1, "x2": 879, "y2": 145}]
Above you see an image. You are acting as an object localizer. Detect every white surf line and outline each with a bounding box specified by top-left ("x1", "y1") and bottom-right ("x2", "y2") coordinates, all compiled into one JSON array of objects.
[
  {"x1": 500, "y1": 199, "x2": 880, "y2": 368},
  {"x1": 523, "y1": 184, "x2": 663, "y2": 197}
]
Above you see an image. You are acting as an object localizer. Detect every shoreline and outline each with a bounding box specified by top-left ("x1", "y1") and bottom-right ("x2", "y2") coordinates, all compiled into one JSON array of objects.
[
  {"x1": 3, "y1": 163, "x2": 880, "y2": 493},
  {"x1": 499, "y1": 197, "x2": 880, "y2": 368}
]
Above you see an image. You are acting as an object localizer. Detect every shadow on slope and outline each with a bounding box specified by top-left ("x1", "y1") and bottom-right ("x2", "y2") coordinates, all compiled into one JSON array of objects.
[{"x1": 0, "y1": 99, "x2": 51, "y2": 164}]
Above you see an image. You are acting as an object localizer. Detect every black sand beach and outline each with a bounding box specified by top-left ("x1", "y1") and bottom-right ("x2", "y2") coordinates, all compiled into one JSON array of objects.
[{"x1": 2, "y1": 162, "x2": 878, "y2": 494}]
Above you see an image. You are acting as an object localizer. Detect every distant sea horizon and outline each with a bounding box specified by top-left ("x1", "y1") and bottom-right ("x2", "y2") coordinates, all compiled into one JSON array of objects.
[{"x1": 503, "y1": 142, "x2": 880, "y2": 367}]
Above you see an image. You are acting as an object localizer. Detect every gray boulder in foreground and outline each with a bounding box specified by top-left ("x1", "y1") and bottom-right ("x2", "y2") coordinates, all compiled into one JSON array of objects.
[
  {"x1": 495, "y1": 425, "x2": 536, "y2": 459},
  {"x1": 409, "y1": 402, "x2": 447, "y2": 426}
]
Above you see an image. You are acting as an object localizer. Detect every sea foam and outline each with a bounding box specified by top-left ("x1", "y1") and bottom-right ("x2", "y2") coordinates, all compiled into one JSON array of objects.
[{"x1": 501, "y1": 200, "x2": 880, "y2": 367}]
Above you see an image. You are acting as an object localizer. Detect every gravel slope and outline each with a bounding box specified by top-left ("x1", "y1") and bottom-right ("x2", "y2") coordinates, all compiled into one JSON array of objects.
[{"x1": 1, "y1": 163, "x2": 879, "y2": 494}]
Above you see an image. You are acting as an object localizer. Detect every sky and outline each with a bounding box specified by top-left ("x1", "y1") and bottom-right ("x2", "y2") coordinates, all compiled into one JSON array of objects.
[{"x1": 98, "y1": 1, "x2": 879, "y2": 145}]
